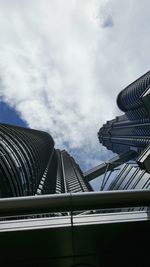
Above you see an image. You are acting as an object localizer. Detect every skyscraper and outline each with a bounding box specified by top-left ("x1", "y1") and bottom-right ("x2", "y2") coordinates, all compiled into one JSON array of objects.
[
  {"x1": 0, "y1": 123, "x2": 92, "y2": 198},
  {"x1": 98, "y1": 71, "x2": 150, "y2": 191},
  {"x1": 98, "y1": 71, "x2": 150, "y2": 155},
  {"x1": 1, "y1": 76, "x2": 150, "y2": 267}
]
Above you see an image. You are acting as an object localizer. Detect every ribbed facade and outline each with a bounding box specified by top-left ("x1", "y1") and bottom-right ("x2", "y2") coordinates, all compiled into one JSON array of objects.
[
  {"x1": 103, "y1": 163, "x2": 150, "y2": 191},
  {"x1": 0, "y1": 123, "x2": 92, "y2": 198},
  {"x1": 98, "y1": 71, "x2": 150, "y2": 155},
  {"x1": 117, "y1": 70, "x2": 150, "y2": 120},
  {"x1": 55, "y1": 150, "x2": 92, "y2": 193}
]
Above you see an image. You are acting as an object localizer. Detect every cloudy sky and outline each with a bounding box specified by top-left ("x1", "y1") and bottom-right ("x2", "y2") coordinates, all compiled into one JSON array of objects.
[{"x1": 0, "y1": 0, "x2": 150, "y2": 178}]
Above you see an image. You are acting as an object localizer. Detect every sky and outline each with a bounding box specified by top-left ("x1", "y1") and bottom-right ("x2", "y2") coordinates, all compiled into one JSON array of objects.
[{"x1": 0, "y1": 0, "x2": 150, "y2": 181}]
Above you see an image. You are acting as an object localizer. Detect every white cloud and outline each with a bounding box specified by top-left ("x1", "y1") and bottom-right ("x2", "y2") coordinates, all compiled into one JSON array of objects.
[{"x1": 0, "y1": 0, "x2": 150, "y2": 170}]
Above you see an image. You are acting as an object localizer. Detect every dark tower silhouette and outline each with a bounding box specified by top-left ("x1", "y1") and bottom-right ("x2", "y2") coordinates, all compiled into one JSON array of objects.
[
  {"x1": 0, "y1": 73, "x2": 150, "y2": 267},
  {"x1": 98, "y1": 71, "x2": 150, "y2": 155},
  {"x1": 98, "y1": 71, "x2": 150, "y2": 191},
  {"x1": 0, "y1": 123, "x2": 92, "y2": 198}
]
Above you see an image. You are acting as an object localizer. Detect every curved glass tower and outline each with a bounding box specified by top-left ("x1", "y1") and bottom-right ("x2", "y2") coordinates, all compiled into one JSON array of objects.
[
  {"x1": 0, "y1": 73, "x2": 150, "y2": 267},
  {"x1": 98, "y1": 71, "x2": 150, "y2": 155},
  {"x1": 0, "y1": 123, "x2": 92, "y2": 198},
  {"x1": 98, "y1": 71, "x2": 150, "y2": 191}
]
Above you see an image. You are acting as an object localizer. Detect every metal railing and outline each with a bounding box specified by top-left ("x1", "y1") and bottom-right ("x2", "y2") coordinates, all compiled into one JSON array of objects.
[{"x1": 0, "y1": 190, "x2": 150, "y2": 217}]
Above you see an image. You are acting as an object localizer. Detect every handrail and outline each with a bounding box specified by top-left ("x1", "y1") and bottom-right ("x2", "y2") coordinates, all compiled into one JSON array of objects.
[{"x1": 0, "y1": 190, "x2": 150, "y2": 216}]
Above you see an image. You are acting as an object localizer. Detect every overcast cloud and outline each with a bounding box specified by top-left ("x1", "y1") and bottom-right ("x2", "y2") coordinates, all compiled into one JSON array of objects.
[{"x1": 0, "y1": 0, "x2": 150, "y2": 171}]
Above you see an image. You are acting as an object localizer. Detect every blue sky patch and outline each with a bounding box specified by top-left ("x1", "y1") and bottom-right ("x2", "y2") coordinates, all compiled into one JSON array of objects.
[{"x1": 0, "y1": 101, "x2": 27, "y2": 127}]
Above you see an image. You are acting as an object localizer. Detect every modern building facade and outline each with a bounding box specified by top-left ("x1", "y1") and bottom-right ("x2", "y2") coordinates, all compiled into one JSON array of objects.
[
  {"x1": 98, "y1": 71, "x2": 150, "y2": 191},
  {"x1": 1, "y1": 72, "x2": 150, "y2": 266},
  {"x1": 98, "y1": 71, "x2": 150, "y2": 155},
  {"x1": 0, "y1": 123, "x2": 92, "y2": 198}
]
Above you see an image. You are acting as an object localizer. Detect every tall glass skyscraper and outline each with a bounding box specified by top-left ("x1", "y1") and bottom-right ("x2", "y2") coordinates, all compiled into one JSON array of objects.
[
  {"x1": 98, "y1": 71, "x2": 150, "y2": 191},
  {"x1": 0, "y1": 123, "x2": 92, "y2": 198},
  {"x1": 0, "y1": 72, "x2": 150, "y2": 267},
  {"x1": 98, "y1": 71, "x2": 150, "y2": 154}
]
